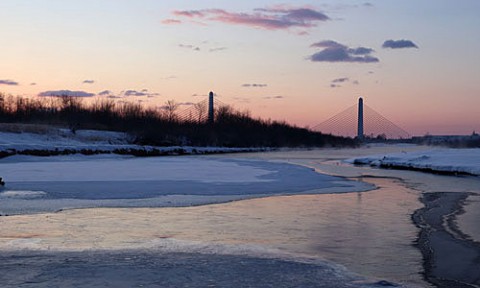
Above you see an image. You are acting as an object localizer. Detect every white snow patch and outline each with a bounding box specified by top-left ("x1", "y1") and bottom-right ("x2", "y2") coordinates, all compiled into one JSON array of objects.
[
  {"x1": 0, "y1": 130, "x2": 267, "y2": 155},
  {"x1": 348, "y1": 148, "x2": 480, "y2": 176}
]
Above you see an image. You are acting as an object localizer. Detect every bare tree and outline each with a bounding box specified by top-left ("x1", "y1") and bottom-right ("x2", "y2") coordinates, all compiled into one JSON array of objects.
[{"x1": 164, "y1": 100, "x2": 178, "y2": 122}]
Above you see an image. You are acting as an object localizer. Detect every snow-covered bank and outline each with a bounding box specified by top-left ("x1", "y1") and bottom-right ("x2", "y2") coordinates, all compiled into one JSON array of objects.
[
  {"x1": 0, "y1": 154, "x2": 373, "y2": 215},
  {"x1": 0, "y1": 129, "x2": 268, "y2": 157},
  {"x1": 348, "y1": 148, "x2": 480, "y2": 176}
]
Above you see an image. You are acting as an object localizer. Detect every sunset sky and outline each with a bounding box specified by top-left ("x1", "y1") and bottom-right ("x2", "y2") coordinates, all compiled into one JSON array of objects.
[{"x1": 1, "y1": 1, "x2": 479, "y2": 136}]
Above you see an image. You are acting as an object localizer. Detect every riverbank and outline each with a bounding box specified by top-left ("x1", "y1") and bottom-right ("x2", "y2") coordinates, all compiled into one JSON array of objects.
[{"x1": 350, "y1": 148, "x2": 480, "y2": 176}]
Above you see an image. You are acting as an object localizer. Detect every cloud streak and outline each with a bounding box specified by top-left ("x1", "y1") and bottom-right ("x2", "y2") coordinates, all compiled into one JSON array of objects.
[
  {"x1": 209, "y1": 47, "x2": 227, "y2": 52},
  {"x1": 162, "y1": 19, "x2": 182, "y2": 25},
  {"x1": 123, "y1": 89, "x2": 159, "y2": 98},
  {"x1": 0, "y1": 79, "x2": 19, "y2": 86},
  {"x1": 382, "y1": 39, "x2": 418, "y2": 49},
  {"x1": 38, "y1": 90, "x2": 95, "y2": 97},
  {"x1": 263, "y1": 95, "x2": 284, "y2": 100},
  {"x1": 309, "y1": 40, "x2": 379, "y2": 63},
  {"x1": 98, "y1": 90, "x2": 112, "y2": 96},
  {"x1": 179, "y1": 44, "x2": 201, "y2": 51},
  {"x1": 332, "y1": 77, "x2": 349, "y2": 83},
  {"x1": 168, "y1": 6, "x2": 329, "y2": 31},
  {"x1": 242, "y1": 83, "x2": 267, "y2": 88},
  {"x1": 329, "y1": 77, "x2": 359, "y2": 88},
  {"x1": 82, "y1": 80, "x2": 95, "y2": 84}
]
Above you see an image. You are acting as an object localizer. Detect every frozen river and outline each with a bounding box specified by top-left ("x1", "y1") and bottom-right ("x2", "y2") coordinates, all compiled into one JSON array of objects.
[{"x1": 1, "y1": 146, "x2": 479, "y2": 287}]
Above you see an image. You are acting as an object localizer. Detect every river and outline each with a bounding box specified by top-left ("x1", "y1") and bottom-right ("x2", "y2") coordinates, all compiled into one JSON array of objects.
[{"x1": 1, "y1": 146, "x2": 479, "y2": 287}]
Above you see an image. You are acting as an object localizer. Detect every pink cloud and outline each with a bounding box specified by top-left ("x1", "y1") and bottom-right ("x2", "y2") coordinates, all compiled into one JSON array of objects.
[
  {"x1": 173, "y1": 10, "x2": 206, "y2": 18},
  {"x1": 168, "y1": 7, "x2": 329, "y2": 31},
  {"x1": 162, "y1": 19, "x2": 182, "y2": 25}
]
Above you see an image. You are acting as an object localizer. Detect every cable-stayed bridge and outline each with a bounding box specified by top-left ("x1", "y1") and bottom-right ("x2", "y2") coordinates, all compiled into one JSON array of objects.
[
  {"x1": 175, "y1": 93, "x2": 410, "y2": 140},
  {"x1": 175, "y1": 92, "x2": 228, "y2": 124},
  {"x1": 312, "y1": 98, "x2": 410, "y2": 139}
]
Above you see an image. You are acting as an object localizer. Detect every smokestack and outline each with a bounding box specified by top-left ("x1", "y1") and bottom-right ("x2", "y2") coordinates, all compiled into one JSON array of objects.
[{"x1": 357, "y1": 97, "x2": 364, "y2": 139}]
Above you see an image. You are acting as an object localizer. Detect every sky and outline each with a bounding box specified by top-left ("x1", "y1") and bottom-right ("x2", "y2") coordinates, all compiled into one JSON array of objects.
[{"x1": 1, "y1": 0, "x2": 479, "y2": 136}]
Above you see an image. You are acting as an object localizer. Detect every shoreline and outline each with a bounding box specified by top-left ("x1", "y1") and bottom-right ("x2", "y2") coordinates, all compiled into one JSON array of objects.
[{"x1": 412, "y1": 192, "x2": 480, "y2": 287}]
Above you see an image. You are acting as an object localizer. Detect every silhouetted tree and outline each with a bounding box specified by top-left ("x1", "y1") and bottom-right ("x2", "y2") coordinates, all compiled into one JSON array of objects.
[{"x1": 0, "y1": 94, "x2": 357, "y2": 148}]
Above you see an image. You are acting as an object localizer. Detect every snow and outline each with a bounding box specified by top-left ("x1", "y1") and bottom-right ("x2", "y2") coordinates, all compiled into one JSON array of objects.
[
  {"x1": 0, "y1": 129, "x2": 129, "y2": 150},
  {"x1": 348, "y1": 148, "x2": 480, "y2": 176},
  {"x1": 0, "y1": 129, "x2": 266, "y2": 155}
]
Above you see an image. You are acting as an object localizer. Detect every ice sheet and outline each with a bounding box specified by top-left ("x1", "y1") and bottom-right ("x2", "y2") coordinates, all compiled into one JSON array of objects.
[{"x1": 0, "y1": 155, "x2": 373, "y2": 215}]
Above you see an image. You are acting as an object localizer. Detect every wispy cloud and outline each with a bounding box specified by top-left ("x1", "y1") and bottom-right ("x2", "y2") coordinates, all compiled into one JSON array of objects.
[
  {"x1": 178, "y1": 102, "x2": 195, "y2": 106},
  {"x1": 162, "y1": 19, "x2": 182, "y2": 25},
  {"x1": 0, "y1": 79, "x2": 19, "y2": 86},
  {"x1": 179, "y1": 44, "x2": 201, "y2": 51},
  {"x1": 38, "y1": 90, "x2": 95, "y2": 97},
  {"x1": 309, "y1": 40, "x2": 379, "y2": 63},
  {"x1": 30, "y1": 82, "x2": 37, "y2": 86},
  {"x1": 329, "y1": 77, "x2": 359, "y2": 88},
  {"x1": 242, "y1": 83, "x2": 267, "y2": 88},
  {"x1": 161, "y1": 75, "x2": 177, "y2": 80},
  {"x1": 82, "y1": 80, "x2": 95, "y2": 84},
  {"x1": 332, "y1": 77, "x2": 349, "y2": 83},
  {"x1": 98, "y1": 90, "x2": 112, "y2": 96},
  {"x1": 98, "y1": 89, "x2": 160, "y2": 99},
  {"x1": 179, "y1": 43, "x2": 228, "y2": 53},
  {"x1": 192, "y1": 93, "x2": 208, "y2": 97},
  {"x1": 263, "y1": 95, "x2": 284, "y2": 100},
  {"x1": 382, "y1": 39, "x2": 418, "y2": 49},
  {"x1": 209, "y1": 47, "x2": 227, "y2": 52},
  {"x1": 124, "y1": 90, "x2": 148, "y2": 97},
  {"x1": 168, "y1": 6, "x2": 329, "y2": 32},
  {"x1": 123, "y1": 89, "x2": 159, "y2": 98},
  {"x1": 173, "y1": 10, "x2": 205, "y2": 18},
  {"x1": 232, "y1": 97, "x2": 251, "y2": 103}
]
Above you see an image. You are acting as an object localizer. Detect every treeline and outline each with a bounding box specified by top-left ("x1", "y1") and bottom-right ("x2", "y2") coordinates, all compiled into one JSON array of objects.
[{"x1": 0, "y1": 93, "x2": 356, "y2": 147}]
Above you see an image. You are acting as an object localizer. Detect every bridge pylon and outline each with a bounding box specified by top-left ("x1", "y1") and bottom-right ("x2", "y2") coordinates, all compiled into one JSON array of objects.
[
  {"x1": 357, "y1": 97, "x2": 364, "y2": 140},
  {"x1": 312, "y1": 97, "x2": 410, "y2": 140},
  {"x1": 208, "y1": 91, "x2": 214, "y2": 124}
]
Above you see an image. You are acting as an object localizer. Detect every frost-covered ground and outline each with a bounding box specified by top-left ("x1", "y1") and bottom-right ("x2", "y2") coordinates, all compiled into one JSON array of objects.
[
  {"x1": 349, "y1": 148, "x2": 480, "y2": 176},
  {"x1": 0, "y1": 128, "x2": 265, "y2": 155}
]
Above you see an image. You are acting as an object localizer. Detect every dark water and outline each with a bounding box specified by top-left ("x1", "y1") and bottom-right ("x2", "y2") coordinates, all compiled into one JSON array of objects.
[{"x1": 0, "y1": 251, "x2": 401, "y2": 288}]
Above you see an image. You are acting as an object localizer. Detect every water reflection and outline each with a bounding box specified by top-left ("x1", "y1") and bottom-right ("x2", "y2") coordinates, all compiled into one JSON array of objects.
[{"x1": 155, "y1": 177, "x2": 429, "y2": 287}]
